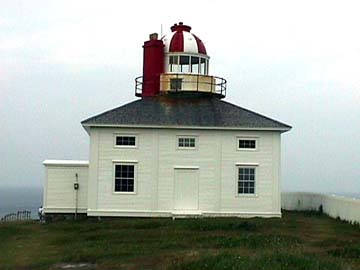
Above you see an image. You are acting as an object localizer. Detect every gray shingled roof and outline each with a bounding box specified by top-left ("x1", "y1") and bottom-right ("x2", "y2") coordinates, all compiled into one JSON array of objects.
[{"x1": 81, "y1": 95, "x2": 291, "y2": 131}]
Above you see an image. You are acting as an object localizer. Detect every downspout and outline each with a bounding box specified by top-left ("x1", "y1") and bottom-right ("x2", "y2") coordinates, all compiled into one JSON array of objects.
[{"x1": 74, "y1": 173, "x2": 79, "y2": 220}]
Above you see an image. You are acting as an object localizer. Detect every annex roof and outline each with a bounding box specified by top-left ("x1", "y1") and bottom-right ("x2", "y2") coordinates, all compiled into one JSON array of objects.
[{"x1": 43, "y1": 160, "x2": 89, "y2": 166}]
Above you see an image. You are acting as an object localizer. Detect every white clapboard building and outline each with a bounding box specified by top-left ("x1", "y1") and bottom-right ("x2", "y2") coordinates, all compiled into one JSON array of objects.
[{"x1": 43, "y1": 23, "x2": 291, "y2": 218}]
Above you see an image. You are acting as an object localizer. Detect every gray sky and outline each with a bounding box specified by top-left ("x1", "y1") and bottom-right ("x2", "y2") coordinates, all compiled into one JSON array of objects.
[{"x1": 1, "y1": 0, "x2": 359, "y2": 194}]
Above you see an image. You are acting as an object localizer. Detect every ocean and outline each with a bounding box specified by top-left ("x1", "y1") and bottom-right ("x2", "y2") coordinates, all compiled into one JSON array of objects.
[
  {"x1": 330, "y1": 192, "x2": 360, "y2": 199},
  {"x1": 0, "y1": 187, "x2": 43, "y2": 219}
]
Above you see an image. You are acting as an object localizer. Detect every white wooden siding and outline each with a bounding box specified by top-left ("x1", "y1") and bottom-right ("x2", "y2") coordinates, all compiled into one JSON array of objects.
[
  {"x1": 89, "y1": 128, "x2": 281, "y2": 217},
  {"x1": 43, "y1": 164, "x2": 88, "y2": 213}
]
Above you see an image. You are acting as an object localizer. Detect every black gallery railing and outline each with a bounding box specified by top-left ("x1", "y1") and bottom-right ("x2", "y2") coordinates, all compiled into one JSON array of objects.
[{"x1": 135, "y1": 74, "x2": 227, "y2": 98}]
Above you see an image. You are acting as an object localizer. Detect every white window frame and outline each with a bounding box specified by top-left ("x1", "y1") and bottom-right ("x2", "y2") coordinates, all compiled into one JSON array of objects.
[
  {"x1": 176, "y1": 135, "x2": 197, "y2": 150},
  {"x1": 235, "y1": 164, "x2": 259, "y2": 197},
  {"x1": 114, "y1": 134, "x2": 138, "y2": 148},
  {"x1": 236, "y1": 137, "x2": 258, "y2": 151},
  {"x1": 112, "y1": 161, "x2": 138, "y2": 194},
  {"x1": 167, "y1": 53, "x2": 210, "y2": 75}
]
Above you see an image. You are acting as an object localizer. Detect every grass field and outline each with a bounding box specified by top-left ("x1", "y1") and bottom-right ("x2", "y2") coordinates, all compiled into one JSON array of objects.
[{"x1": 0, "y1": 211, "x2": 359, "y2": 270}]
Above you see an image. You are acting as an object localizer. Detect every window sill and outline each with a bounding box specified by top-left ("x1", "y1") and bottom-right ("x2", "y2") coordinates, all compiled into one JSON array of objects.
[
  {"x1": 114, "y1": 146, "x2": 138, "y2": 149},
  {"x1": 237, "y1": 148, "x2": 257, "y2": 151},
  {"x1": 113, "y1": 191, "x2": 137, "y2": 195},
  {"x1": 235, "y1": 194, "x2": 259, "y2": 198},
  {"x1": 112, "y1": 160, "x2": 138, "y2": 163}
]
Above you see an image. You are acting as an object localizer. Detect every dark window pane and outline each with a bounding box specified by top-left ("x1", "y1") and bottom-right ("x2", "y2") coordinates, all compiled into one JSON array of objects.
[
  {"x1": 129, "y1": 137, "x2": 135, "y2": 145},
  {"x1": 121, "y1": 168, "x2": 128, "y2": 178},
  {"x1": 239, "y1": 141, "x2": 244, "y2": 148},
  {"x1": 191, "y1": 56, "x2": 199, "y2": 73},
  {"x1": 114, "y1": 165, "x2": 135, "y2": 192},
  {"x1": 170, "y1": 55, "x2": 178, "y2": 64},
  {"x1": 178, "y1": 137, "x2": 195, "y2": 148},
  {"x1": 115, "y1": 179, "x2": 121, "y2": 191},
  {"x1": 179, "y1": 56, "x2": 190, "y2": 72},
  {"x1": 239, "y1": 139, "x2": 256, "y2": 149},
  {"x1": 238, "y1": 167, "x2": 256, "y2": 195},
  {"x1": 116, "y1": 136, "x2": 136, "y2": 146},
  {"x1": 115, "y1": 165, "x2": 121, "y2": 177},
  {"x1": 200, "y1": 58, "x2": 206, "y2": 74},
  {"x1": 180, "y1": 55, "x2": 190, "y2": 65},
  {"x1": 169, "y1": 56, "x2": 179, "y2": 72}
]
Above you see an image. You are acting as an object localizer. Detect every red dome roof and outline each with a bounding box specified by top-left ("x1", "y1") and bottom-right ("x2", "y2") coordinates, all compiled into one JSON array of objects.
[{"x1": 162, "y1": 22, "x2": 207, "y2": 55}]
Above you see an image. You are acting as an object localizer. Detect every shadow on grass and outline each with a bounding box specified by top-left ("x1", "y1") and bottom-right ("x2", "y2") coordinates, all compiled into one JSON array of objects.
[
  {"x1": 176, "y1": 252, "x2": 342, "y2": 270},
  {"x1": 328, "y1": 244, "x2": 360, "y2": 259},
  {"x1": 180, "y1": 219, "x2": 259, "y2": 232}
]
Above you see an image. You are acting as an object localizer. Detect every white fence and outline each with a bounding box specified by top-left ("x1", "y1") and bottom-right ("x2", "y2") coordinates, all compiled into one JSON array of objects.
[{"x1": 281, "y1": 192, "x2": 360, "y2": 224}]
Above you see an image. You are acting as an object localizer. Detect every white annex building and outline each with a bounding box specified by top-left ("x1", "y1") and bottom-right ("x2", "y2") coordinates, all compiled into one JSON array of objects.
[{"x1": 43, "y1": 23, "x2": 291, "y2": 218}]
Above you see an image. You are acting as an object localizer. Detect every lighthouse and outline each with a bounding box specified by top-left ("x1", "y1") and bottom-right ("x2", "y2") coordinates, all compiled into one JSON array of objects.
[
  {"x1": 43, "y1": 22, "x2": 291, "y2": 219},
  {"x1": 136, "y1": 22, "x2": 226, "y2": 98}
]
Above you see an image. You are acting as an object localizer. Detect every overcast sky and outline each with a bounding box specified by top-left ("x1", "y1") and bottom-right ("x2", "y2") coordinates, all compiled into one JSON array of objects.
[{"x1": 0, "y1": 0, "x2": 359, "y2": 194}]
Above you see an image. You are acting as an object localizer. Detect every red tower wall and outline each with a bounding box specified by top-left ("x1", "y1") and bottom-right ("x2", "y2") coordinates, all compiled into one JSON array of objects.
[{"x1": 142, "y1": 35, "x2": 164, "y2": 97}]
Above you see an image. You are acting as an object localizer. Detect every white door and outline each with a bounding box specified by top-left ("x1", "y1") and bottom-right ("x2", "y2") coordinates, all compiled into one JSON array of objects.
[{"x1": 174, "y1": 168, "x2": 199, "y2": 210}]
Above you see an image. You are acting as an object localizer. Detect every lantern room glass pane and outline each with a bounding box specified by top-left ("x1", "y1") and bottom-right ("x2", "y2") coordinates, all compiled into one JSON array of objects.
[
  {"x1": 169, "y1": 56, "x2": 179, "y2": 72},
  {"x1": 179, "y1": 56, "x2": 190, "y2": 73},
  {"x1": 191, "y1": 56, "x2": 199, "y2": 74},
  {"x1": 200, "y1": 58, "x2": 206, "y2": 75}
]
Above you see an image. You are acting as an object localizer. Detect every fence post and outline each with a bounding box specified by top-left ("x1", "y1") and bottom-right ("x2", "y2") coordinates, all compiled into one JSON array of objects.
[{"x1": 0, "y1": 210, "x2": 32, "y2": 222}]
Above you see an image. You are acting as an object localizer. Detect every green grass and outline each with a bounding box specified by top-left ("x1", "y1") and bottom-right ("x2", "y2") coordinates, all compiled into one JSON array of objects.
[{"x1": 0, "y1": 211, "x2": 359, "y2": 270}]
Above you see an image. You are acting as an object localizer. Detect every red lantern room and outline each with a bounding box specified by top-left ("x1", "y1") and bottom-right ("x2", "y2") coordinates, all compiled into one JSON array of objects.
[{"x1": 135, "y1": 22, "x2": 226, "y2": 98}]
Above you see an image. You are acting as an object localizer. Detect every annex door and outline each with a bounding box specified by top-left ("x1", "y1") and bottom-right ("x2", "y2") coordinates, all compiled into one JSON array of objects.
[{"x1": 174, "y1": 168, "x2": 199, "y2": 210}]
